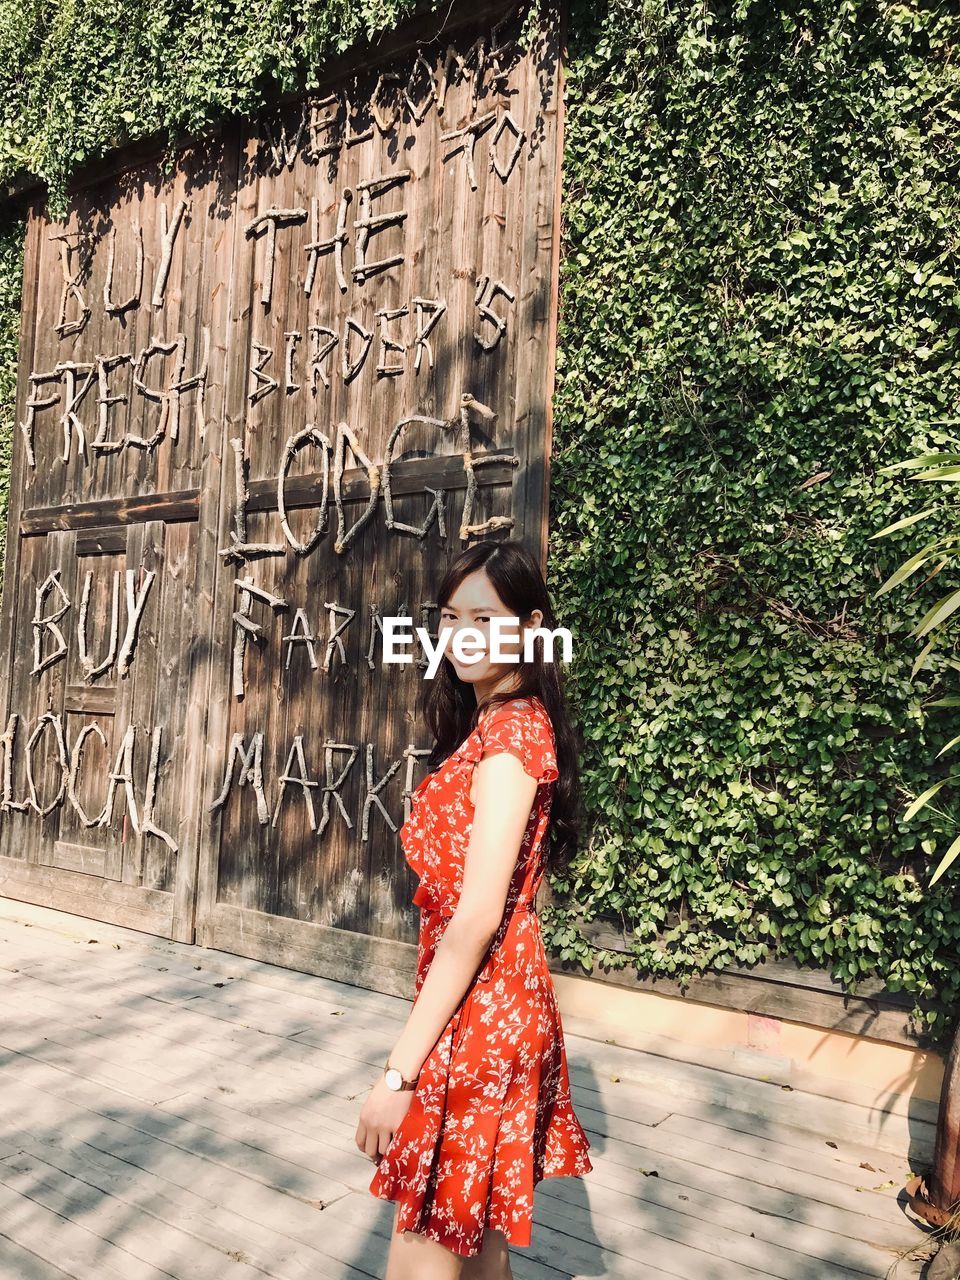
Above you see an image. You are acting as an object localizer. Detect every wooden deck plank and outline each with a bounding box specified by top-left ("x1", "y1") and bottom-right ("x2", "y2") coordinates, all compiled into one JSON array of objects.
[
  {"x1": 0, "y1": 899, "x2": 933, "y2": 1280},
  {"x1": 0, "y1": 933, "x2": 413, "y2": 1027},
  {"x1": 3, "y1": 933, "x2": 936, "y2": 1163},
  {"x1": 0, "y1": 1070, "x2": 355, "y2": 1213},
  {"x1": 0, "y1": 1018, "x2": 916, "y2": 1280},
  {"x1": 0, "y1": 1177, "x2": 160, "y2": 1280},
  {"x1": 0, "y1": 1231, "x2": 80, "y2": 1280},
  {"x1": 1, "y1": 963, "x2": 679, "y2": 1130},
  {"x1": 2, "y1": 909, "x2": 934, "y2": 1159},
  {"x1": 0, "y1": 972, "x2": 911, "y2": 1258},
  {"x1": 0, "y1": 1153, "x2": 279, "y2": 1280},
  {"x1": 0, "y1": 1081, "x2": 565, "y2": 1280},
  {"x1": 0, "y1": 983, "x2": 916, "y2": 1244},
  {"x1": 0, "y1": 1118, "x2": 373, "y2": 1280},
  {"x1": 659, "y1": 1110, "x2": 925, "y2": 1193},
  {"x1": 1, "y1": 947, "x2": 931, "y2": 1172},
  {"x1": 0, "y1": 963, "x2": 922, "y2": 1242},
  {"x1": 9, "y1": 950, "x2": 404, "y2": 1042}
]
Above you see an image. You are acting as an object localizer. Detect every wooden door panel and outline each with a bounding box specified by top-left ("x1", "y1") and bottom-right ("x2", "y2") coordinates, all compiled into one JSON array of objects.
[
  {"x1": 44, "y1": 526, "x2": 125, "y2": 878},
  {"x1": 0, "y1": 515, "x2": 202, "y2": 936}
]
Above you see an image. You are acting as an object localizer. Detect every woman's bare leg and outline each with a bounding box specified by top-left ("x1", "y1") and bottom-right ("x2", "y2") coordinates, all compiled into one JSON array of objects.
[
  {"x1": 384, "y1": 1203, "x2": 464, "y2": 1280},
  {"x1": 461, "y1": 1227, "x2": 514, "y2": 1280}
]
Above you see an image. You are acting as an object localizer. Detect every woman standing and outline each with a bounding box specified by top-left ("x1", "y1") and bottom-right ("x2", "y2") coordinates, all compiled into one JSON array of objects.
[{"x1": 357, "y1": 539, "x2": 593, "y2": 1278}]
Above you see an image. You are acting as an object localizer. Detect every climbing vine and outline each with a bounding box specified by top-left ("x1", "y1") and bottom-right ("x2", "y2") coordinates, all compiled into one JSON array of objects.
[
  {"x1": 2, "y1": 0, "x2": 960, "y2": 1043},
  {"x1": 547, "y1": 0, "x2": 960, "y2": 1046}
]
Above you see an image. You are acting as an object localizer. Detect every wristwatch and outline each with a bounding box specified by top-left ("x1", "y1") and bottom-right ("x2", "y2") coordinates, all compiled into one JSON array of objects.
[{"x1": 383, "y1": 1059, "x2": 419, "y2": 1091}]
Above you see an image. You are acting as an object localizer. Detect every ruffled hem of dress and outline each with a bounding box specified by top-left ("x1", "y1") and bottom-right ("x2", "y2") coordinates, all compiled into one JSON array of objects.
[
  {"x1": 369, "y1": 1181, "x2": 519, "y2": 1258},
  {"x1": 370, "y1": 1147, "x2": 594, "y2": 1258},
  {"x1": 369, "y1": 1094, "x2": 593, "y2": 1259},
  {"x1": 370, "y1": 1178, "x2": 534, "y2": 1258},
  {"x1": 534, "y1": 1139, "x2": 594, "y2": 1184}
]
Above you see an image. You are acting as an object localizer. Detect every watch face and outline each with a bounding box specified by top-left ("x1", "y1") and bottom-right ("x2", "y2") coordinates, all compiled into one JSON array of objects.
[{"x1": 384, "y1": 1067, "x2": 403, "y2": 1091}]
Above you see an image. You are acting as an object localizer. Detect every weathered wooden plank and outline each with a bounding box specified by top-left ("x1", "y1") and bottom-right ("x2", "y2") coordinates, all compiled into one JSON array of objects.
[
  {"x1": 0, "y1": 1234, "x2": 77, "y2": 1280},
  {"x1": 0, "y1": 907, "x2": 933, "y2": 1280},
  {"x1": 0, "y1": 905, "x2": 416, "y2": 1023},
  {"x1": 170, "y1": 126, "x2": 241, "y2": 949},
  {"x1": 203, "y1": 901, "x2": 418, "y2": 997},
  {"x1": 1, "y1": 952, "x2": 931, "y2": 1218},
  {"x1": 0, "y1": 1029, "x2": 921, "y2": 1280},
  {"x1": 18, "y1": 490, "x2": 201, "y2": 533},
  {"x1": 0, "y1": 858, "x2": 175, "y2": 933},
  {"x1": 0, "y1": 1071, "x2": 355, "y2": 1220},
  {"x1": 0, "y1": 211, "x2": 41, "y2": 694},
  {"x1": 0, "y1": 1093, "x2": 368, "y2": 1280},
  {"x1": 0, "y1": 1178, "x2": 143, "y2": 1280},
  {"x1": 0, "y1": 1151, "x2": 287, "y2": 1280},
  {"x1": 657, "y1": 1111, "x2": 926, "y2": 1200},
  {"x1": 0, "y1": 938, "x2": 929, "y2": 1236}
]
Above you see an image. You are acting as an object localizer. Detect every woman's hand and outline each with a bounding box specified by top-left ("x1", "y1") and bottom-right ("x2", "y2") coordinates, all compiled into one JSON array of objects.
[{"x1": 356, "y1": 1077, "x2": 415, "y2": 1164}]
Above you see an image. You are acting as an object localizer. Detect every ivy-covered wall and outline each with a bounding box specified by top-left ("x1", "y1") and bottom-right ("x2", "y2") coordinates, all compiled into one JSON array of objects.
[{"x1": 2, "y1": 0, "x2": 959, "y2": 1043}]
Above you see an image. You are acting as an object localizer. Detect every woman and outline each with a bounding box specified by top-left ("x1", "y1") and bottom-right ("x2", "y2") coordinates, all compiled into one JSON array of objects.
[{"x1": 357, "y1": 539, "x2": 593, "y2": 1279}]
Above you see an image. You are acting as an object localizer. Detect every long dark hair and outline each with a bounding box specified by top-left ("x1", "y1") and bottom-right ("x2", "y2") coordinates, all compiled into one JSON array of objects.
[{"x1": 419, "y1": 539, "x2": 583, "y2": 877}]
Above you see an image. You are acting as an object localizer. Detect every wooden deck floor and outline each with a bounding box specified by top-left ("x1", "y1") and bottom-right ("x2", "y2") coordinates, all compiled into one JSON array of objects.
[{"x1": 0, "y1": 898, "x2": 937, "y2": 1280}]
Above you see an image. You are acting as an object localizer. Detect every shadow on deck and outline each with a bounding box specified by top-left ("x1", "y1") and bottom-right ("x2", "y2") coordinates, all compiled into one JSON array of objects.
[{"x1": 0, "y1": 897, "x2": 938, "y2": 1279}]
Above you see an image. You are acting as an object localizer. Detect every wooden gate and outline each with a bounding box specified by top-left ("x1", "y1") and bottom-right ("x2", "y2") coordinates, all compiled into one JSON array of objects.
[{"x1": 0, "y1": 1, "x2": 562, "y2": 991}]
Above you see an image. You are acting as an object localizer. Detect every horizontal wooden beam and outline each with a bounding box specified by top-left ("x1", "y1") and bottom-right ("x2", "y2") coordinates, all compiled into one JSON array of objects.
[
  {"x1": 19, "y1": 453, "x2": 517, "y2": 532},
  {"x1": 20, "y1": 489, "x2": 201, "y2": 534},
  {"x1": 198, "y1": 899, "x2": 932, "y2": 1049},
  {"x1": 246, "y1": 451, "x2": 518, "y2": 513},
  {"x1": 75, "y1": 527, "x2": 127, "y2": 555},
  {"x1": 0, "y1": 855, "x2": 175, "y2": 937},
  {"x1": 575, "y1": 917, "x2": 933, "y2": 1048},
  {"x1": 202, "y1": 901, "x2": 418, "y2": 1002}
]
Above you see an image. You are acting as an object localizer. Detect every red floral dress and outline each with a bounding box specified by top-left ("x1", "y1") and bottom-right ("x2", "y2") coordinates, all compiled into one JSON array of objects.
[{"x1": 368, "y1": 694, "x2": 593, "y2": 1257}]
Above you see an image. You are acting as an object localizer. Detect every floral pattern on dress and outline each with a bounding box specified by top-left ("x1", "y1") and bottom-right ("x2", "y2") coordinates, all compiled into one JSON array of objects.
[{"x1": 368, "y1": 695, "x2": 593, "y2": 1258}]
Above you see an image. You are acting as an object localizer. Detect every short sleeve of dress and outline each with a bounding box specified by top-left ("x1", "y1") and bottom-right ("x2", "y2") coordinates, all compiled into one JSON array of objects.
[{"x1": 471, "y1": 699, "x2": 559, "y2": 784}]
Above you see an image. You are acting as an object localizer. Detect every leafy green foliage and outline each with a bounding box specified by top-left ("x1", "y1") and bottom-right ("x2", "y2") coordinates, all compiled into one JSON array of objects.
[
  {"x1": 545, "y1": 0, "x2": 960, "y2": 1045},
  {"x1": 1, "y1": 0, "x2": 959, "y2": 1043},
  {"x1": 0, "y1": 0, "x2": 434, "y2": 214}
]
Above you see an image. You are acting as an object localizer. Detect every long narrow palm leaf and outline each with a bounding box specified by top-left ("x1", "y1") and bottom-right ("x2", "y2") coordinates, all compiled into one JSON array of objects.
[
  {"x1": 902, "y1": 774, "x2": 960, "y2": 822},
  {"x1": 870, "y1": 508, "x2": 939, "y2": 540},
  {"x1": 878, "y1": 453, "x2": 960, "y2": 475},
  {"x1": 874, "y1": 542, "x2": 944, "y2": 599},
  {"x1": 913, "y1": 586, "x2": 960, "y2": 639},
  {"x1": 930, "y1": 831, "x2": 960, "y2": 886}
]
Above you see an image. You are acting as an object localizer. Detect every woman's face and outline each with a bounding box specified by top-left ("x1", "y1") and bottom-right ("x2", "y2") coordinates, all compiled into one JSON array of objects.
[{"x1": 439, "y1": 569, "x2": 543, "y2": 688}]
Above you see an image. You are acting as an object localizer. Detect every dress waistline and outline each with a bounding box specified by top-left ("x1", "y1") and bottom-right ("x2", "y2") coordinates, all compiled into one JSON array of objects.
[{"x1": 418, "y1": 898, "x2": 537, "y2": 918}]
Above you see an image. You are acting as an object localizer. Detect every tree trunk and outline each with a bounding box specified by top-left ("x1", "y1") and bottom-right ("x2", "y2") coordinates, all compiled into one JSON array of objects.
[{"x1": 929, "y1": 1024, "x2": 960, "y2": 1214}]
